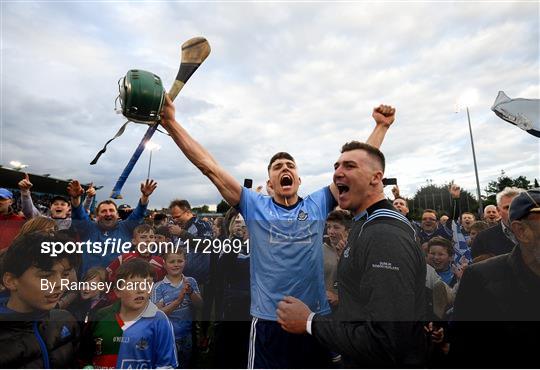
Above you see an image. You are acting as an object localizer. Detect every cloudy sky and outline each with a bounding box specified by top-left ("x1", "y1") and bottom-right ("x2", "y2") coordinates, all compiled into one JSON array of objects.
[{"x1": 1, "y1": 1, "x2": 538, "y2": 209}]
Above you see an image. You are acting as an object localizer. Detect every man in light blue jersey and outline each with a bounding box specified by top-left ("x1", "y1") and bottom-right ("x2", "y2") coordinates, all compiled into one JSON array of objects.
[{"x1": 159, "y1": 94, "x2": 395, "y2": 368}]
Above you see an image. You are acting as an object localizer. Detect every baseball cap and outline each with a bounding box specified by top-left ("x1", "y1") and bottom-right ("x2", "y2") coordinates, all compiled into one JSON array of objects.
[
  {"x1": 51, "y1": 195, "x2": 70, "y2": 204},
  {"x1": 0, "y1": 188, "x2": 13, "y2": 199},
  {"x1": 118, "y1": 204, "x2": 132, "y2": 210},
  {"x1": 509, "y1": 188, "x2": 540, "y2": 222}
]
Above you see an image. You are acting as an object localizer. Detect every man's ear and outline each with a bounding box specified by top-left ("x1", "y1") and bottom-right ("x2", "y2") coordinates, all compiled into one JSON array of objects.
[
  {"x1": 371, "y1": 171, "x2": 384, "y2": 185},
  {"x1": 510, "y1": 221, "x2": 527, "y2": 243},
  {"x1": 267, "y1": 179, "x2": 274, "y2": 190},
  {"x1": 298, "y1": 177, "x2": 302, "y2": 186},
  {"x1": 3, "y1": 272, "x2": 18, "y2": 291}
]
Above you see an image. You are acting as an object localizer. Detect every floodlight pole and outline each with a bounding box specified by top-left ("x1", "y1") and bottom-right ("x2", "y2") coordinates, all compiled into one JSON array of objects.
[{"x1": 466, "y1": 107, "x2": 483, "y2": 217}]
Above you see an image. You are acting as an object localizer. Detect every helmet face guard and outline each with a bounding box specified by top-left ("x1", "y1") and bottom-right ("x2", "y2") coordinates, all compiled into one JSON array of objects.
[{"x1": 118, "y1": 69, "x2": 165, "y2": 124}]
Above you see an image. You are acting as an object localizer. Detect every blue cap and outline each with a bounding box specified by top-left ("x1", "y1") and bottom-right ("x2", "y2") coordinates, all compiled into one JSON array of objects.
[
  {"x1": 509, "y1": 188, "x2": 540, "y2": 222},
  {"x1": 0, "y1": 188, "x2": 13, "y2": 199}
]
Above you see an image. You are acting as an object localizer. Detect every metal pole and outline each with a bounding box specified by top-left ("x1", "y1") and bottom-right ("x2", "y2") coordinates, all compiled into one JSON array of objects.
[
  {"x1": 147, "y1": 150, "x2": 153, "y2": 180},
  {"x1": 466, "y1": 107, "x2": 483, "y2": 217}
]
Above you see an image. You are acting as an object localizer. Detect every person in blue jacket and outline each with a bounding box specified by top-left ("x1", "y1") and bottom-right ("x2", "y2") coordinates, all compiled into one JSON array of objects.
[{"x1": 67, "y1": 179, "x2": 157, "y2": 274}]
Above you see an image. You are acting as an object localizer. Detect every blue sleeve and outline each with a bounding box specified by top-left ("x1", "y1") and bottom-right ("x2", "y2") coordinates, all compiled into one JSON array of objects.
[
  {"x1": 70, "y1": 204, "x2": 94, "y2": 238},
  {"x1": 188, "y1": 277, "x2": 200, "y2": 294},
  {"x1": 71, "y1": 203, "x2": 90, "y2": 221},
  {"x1": 127, "y1": 200, "x2": 147, "y2": 222},
  {"x1": 309, "y1": 186, "x2": 337, "y2": 218},
  {"x1": 238, "y1": 186, "x2": 259, "y2": 220},
  {"x1": 120, "y1": 200, "x2": 147, "y2": 234},
  {"x1": 153, "y1": 313, "x2": 178, "y2": 368},
  {"x1": 150, "y1": 283, "x2": 162, "y2": 304}
]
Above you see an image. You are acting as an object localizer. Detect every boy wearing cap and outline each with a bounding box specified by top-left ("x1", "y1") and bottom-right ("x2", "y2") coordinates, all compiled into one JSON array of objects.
[
  {"x1": 17, "y1": 174, "x2": 94, "y2": 231},
  {"x1": 450, "y1": 188, "x2": 540, "y2": 367},
  {"x1": 0, "y1": 188, "x2": 25, "y2": 251}
]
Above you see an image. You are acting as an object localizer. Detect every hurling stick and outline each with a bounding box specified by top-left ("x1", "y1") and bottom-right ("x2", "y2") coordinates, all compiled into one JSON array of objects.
[
  {"x1": 169, "y1": 37, "x2": 211, "y2": 100},
  {"x1": 109, "y1": 37, "x2": 211, "y2": 199}
]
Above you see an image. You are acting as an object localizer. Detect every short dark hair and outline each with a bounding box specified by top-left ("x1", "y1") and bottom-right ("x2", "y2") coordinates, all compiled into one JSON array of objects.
[
  {"x1": 470, "y1": 221, "x2": 489, "y2": 233},
  {"x1": 2, "y1": 232, "x2": 80, "y2": 278},
  {"x1": 268, "y1": 152, "x2": 295, "y2": 171},
  {"x1": 169, "y1": 199, "x2": 191, "y2": 211},
  {"x1": 155, "y1": 225, "x2": 172, "y2": 239},
  {"x1": 461, "y1": 211, "x2": 476, "y2": 220},
  {"x1": 423, "y1": 209, "x2": 438, "y2": 218},
  {"x1": 133, "y1": 224, "x2": 154, "y2": 236},
  {"x1": 393, "y1": 196, "x2": 408, "y2": 205},
  {"x1": 340, "y1": 141, "x2": 385, "y2": 172},
  {"x1": 326, "y1": 210, "x2": 352, "y2": 228},
  {"x1": 96, "y1": 200, "x2": 118, "y2": 214},
  {"x1": 153, "y1": 213, "x2": 168, "y2": 222},
  {"x1": 427, "y1": 236, "x2": 454, "y2": 256},
  {"x1": 115, "y1": 258, "x2": 155, "y2": 283}
]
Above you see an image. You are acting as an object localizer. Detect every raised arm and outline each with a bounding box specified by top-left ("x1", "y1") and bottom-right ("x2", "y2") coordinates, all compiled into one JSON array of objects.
[
  {"x1": 18, "y1": 173, "x2": 40, "y2": 219},
  {"x1": 82, "y1": 183, "x2": 96, "y2": 213},
  {"x1": 449, "y1": 182, "x2": 462, "y2": 223},
  {"x1": 160, "y1": 94, "x2": 242, "y2": 206},
  {"x1": 366, "y1": 104, "x2": 395, "y2": 149}
]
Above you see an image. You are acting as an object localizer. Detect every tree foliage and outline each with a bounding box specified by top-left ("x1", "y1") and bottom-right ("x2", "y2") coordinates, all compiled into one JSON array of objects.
[
  {"x1": 484, "y1": 170, "x2": 532, "y2": 205},
  {"x1": 217, "y1": 199, "x2": 231, "y2": 213},
  {"x1": 408, "y1": 183, "x2": 478, "y2": 220}
]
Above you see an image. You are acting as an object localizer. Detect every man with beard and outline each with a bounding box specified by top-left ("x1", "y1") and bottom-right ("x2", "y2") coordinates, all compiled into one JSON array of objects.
[
  {"x1": 158, "y1": 94, "x2": 395, "y2": 368},
  {"x1": 276, "y1": 142, "x2": 426, "y2": 367},
  {"x1": 450, "y1": 189, "x2": 540, "y2": 367},
  {"x1": 68, "y1": 179, "x2": 157, "y2": 274}
]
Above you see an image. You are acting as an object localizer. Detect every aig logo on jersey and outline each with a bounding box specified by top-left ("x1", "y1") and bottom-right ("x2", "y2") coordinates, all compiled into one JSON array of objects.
[
  {"x1": 297, "y1": 210, "x2": 308, "y2": 221},
  {"x1": 343, "y1": 246, "x2": 351, "y2": 258}
]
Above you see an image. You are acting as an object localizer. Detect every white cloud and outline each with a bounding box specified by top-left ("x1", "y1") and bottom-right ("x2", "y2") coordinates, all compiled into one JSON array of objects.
[{"x1": 1, "y1": 2, "x2": 538, "y2": 209}]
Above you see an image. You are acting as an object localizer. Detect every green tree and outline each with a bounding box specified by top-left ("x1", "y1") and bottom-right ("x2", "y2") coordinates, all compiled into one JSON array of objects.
[
  {"x1": 217, "y1": 199, "x2": 231, "y2": 213},
  {"x1": 192, "y1": 204, "x2": 210, "y2": 214},
  {"x1": 484, "y1": 170, "x2": 532, "y2": 205},
  {"x1": 409, "y1": 183, "x2": 478, "y2": 220}
]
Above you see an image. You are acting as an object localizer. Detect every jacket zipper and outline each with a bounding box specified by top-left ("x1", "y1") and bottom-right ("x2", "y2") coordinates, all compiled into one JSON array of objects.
[{"x1": 33, "y1": 321, "x2": 50, "y2": 368}]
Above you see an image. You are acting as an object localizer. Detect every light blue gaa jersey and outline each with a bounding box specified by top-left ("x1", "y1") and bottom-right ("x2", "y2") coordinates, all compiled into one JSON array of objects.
[
  {"x1": 90, "y1": 300, "x2": 178, "y2": 369},
  {"x1": 239, "y1": 186, "x2": 336, "y2": 320},
  {"x1": 151, "y1": 276, "x2": 200, "y2": 339}
]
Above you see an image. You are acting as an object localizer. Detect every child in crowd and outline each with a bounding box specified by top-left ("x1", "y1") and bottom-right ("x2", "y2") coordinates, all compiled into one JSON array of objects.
[
  {"x1": 154, "y1": 225, "x2": 173, "y2": 246},
  {"x1": 107, "y1": 224, "x2": 166, "y2": 282},
  {"x1": 0, "y1": 232, "x2": 80, "y2": 368},
  {"x1": 468, "y1": 221, "x2": 489, "y2": 247},
  {"x1": 152, "y1": 248, "x2": 203, "y2": 368},
  {"x1": 81, "y1": 259, "x2": 177, "y2": 368},
  {"x1": 67, "y1": 266, "x2": 109, "y2": 324},
  {"x1": 427, "y1": 236, "x2": 458, "y2": 287}
]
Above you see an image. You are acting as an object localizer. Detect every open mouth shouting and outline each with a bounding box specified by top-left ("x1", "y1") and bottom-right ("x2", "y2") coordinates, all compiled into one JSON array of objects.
[
  {"x1": 336, "y1": 183, "x2": 350, "y2": 195},
  {"x1": 280, "y1": 173, "x2": 294, "y2": 191}
]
